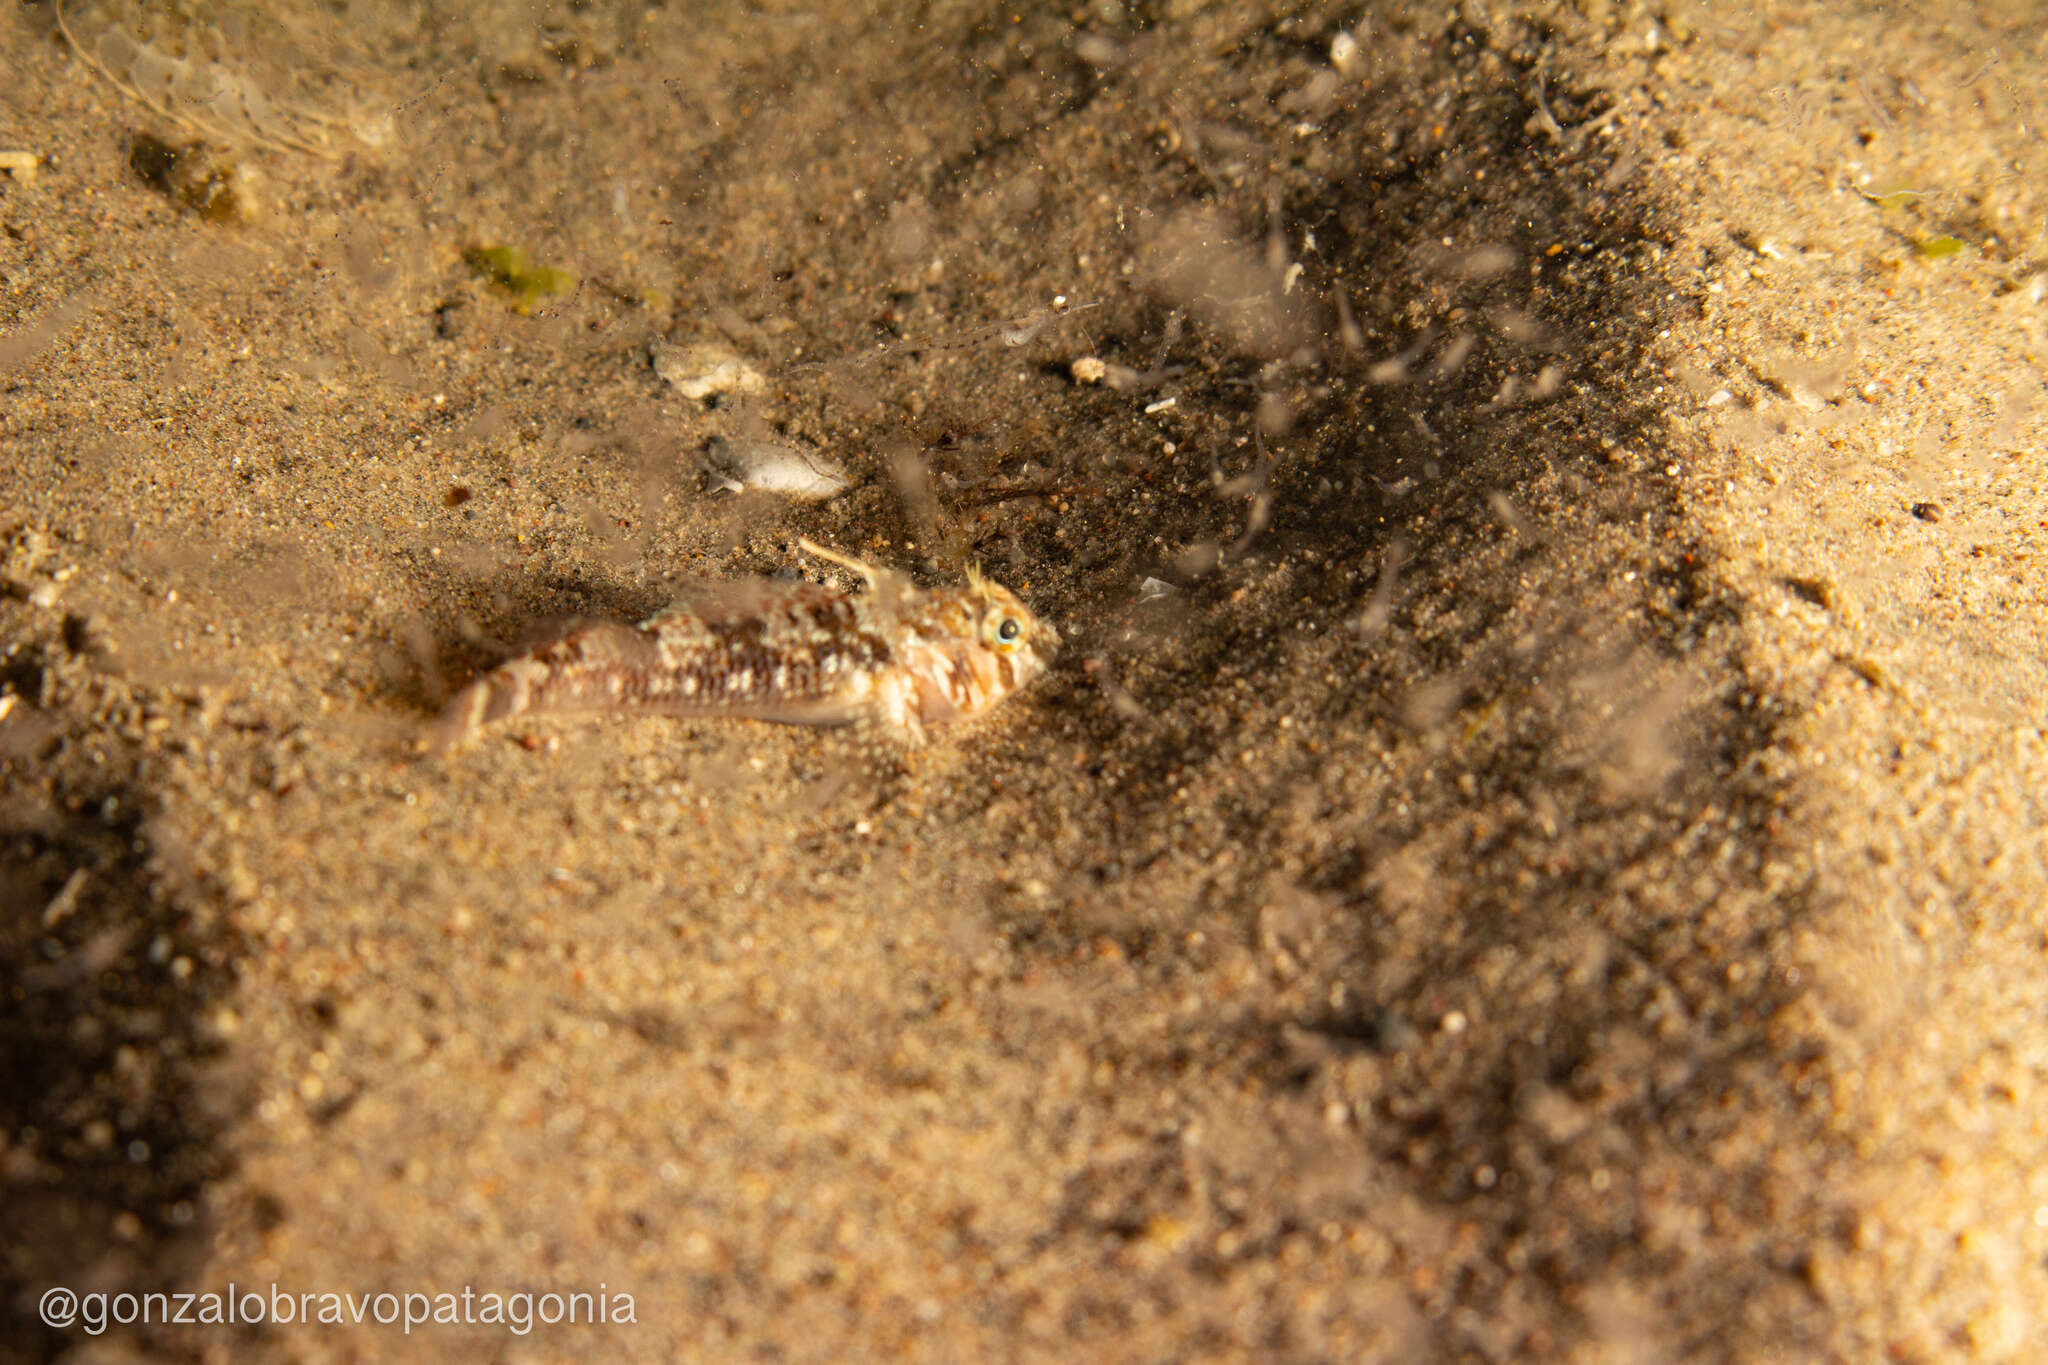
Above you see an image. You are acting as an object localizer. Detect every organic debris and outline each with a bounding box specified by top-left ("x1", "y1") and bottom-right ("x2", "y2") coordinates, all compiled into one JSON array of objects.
[
  {"x1": 128, "y1": 133, "x2": 263, "y2": 223},
  {"x1": 462, "y1": 245, "x2": 576, "y2": 313}
]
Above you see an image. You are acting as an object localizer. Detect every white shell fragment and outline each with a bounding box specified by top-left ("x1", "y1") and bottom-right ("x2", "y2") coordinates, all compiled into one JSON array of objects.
[
  {"x1": 1137, "y1": 577, "x2": 1175, "y2": 603},
  {"x1": 653, "y1": 342, "x2": 767, "y2": 401},
  {"x1": 702, "y1": 437, "x2": 850, "y2": 501}
]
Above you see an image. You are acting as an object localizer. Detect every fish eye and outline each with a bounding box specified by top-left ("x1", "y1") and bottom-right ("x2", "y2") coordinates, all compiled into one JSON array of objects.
[{"x1": 997, "y1": 617, "x2": 1022, "y2": 643}]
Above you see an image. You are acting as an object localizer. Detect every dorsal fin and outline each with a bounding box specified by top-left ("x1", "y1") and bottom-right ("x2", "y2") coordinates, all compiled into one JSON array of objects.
[{"x1": 797, "y1": 537, "x2": 882, "y2": 591}]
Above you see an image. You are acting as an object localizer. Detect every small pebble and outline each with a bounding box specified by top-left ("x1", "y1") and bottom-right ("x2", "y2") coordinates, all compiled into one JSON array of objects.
[
  {"x1": 654, "y1": 342, "x2": 766, "y2": 401},
  {"x1": 1910, "y1": 501, "x2": 1943, "y2": 523}
]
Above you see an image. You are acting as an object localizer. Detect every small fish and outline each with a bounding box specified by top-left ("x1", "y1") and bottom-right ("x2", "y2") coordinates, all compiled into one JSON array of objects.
[{"x1": 430, "y1": 540, "x2": 1058, "y2": 750}]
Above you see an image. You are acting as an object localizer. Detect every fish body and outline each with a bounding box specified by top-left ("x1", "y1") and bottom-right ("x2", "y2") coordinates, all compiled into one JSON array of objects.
[{"x1": 432, "y1": 543, "x2": 1057, "y2": 748}]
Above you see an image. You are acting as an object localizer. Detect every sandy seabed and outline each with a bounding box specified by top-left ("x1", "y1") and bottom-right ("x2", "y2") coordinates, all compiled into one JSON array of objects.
[{"x1": 4, "y1": 2, "x2": 2047, "y2": 1360}]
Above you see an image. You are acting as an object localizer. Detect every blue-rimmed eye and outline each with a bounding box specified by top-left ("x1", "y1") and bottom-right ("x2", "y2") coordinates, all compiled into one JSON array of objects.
[{"x1": 997, "y1": 617, "x2": 1021, "y2": 642}]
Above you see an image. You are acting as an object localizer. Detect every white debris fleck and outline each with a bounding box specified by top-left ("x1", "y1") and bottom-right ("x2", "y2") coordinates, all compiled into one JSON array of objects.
[
  {"x1": 654, "y1": 342, "x2": 766, "y2": 401},
  {"x1": 1329, "y1": 30, "x2": 1359, "y2": 74},
  {"x1": 1143, "y1": 396, "x2": 1178, "y2": 414},
  {"x1": 702, "y1": 437, "x2": 850, "y2": 501},
  {"x1": 1072, "y1": 32, "x2": 1124, "y2": 68},
  {"x1": 1137, "y1": 577, "x2": 1175, "y2": 603}
]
